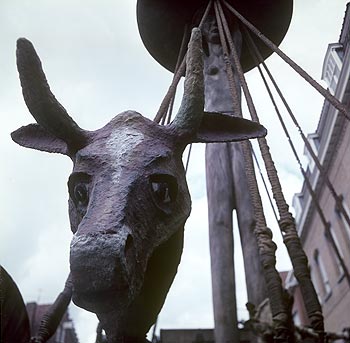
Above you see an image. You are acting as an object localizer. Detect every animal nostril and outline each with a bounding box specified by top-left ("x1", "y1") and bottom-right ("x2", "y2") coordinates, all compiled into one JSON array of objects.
[{"x1": 103, "y1": 229, "x2": 117, "y2": 235}]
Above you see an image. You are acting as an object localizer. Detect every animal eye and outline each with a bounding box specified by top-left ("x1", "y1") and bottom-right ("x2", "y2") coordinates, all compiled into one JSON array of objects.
[
  {"x1": 150, "y1": 174, "x2": 178, "y2": 211},
  {"x1": 151, "y1": 182, "x2": 171, "y2": 204},
  {"x1": 68, "y1": 172, "x2": 91, "y2": 207},
  {"x1": 74, "y1": 183, "x2": 89, "y2": 206}
]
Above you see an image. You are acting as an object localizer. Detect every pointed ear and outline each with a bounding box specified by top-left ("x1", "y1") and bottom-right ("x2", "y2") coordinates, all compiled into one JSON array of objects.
[
  {"x1": 11, "y1": 124, "x2": 69, "y2": 155},
  {"x1": 193, "y1": 112, "x2": 267, "y2": 143}
]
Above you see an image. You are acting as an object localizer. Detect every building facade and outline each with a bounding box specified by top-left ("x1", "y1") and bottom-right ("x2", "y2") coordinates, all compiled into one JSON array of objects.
[
  {"x1": 160, "y1": 328, "x2": 251, "y2": 343},
  {"x1": 292, "y1": 2, "x2": 350, "y2": 334},
  {"x1": 26, "y1": 302, "x2": 79, "y2": 343}
]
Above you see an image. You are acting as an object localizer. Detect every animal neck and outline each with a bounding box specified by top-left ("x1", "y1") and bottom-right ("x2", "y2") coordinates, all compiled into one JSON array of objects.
[
  {"x1": 100, "y1": 320, "x2": 149, "y2": 343},
  {"x1": 97, "y1": 311, "x2": 149, "y2": 343},
  {"x1": 105, "y1": 333, "x2": 148, "y2": 343}
]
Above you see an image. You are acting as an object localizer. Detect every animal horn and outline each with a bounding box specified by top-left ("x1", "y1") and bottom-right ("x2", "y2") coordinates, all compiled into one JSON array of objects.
[
  {"x1": 171, "y1": 28, "x2": 204, "y2": 136},
  {"x1": 16, "y1": 38, "x2": 88, "y2": 150}
]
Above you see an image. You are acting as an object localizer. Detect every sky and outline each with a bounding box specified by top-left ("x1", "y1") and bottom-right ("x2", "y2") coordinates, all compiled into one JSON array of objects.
[{"x1": 0, "y1": 0, "x2": 348, "y2": 342}]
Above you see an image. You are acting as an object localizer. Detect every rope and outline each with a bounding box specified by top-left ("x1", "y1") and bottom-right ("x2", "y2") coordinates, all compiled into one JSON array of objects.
[
  {"x1": 185, "y1": 143, "x2": 193, "y2": 174},
  {"x1": 160, "y1": 24, "x2": 190, "y2": 126},
  {"x1": 222, "y1": 0, "x2": 350, "y2": 123},
  {"x1": 223, "y1": 18, "x2": 324, "y2": 340},
  {"x1": 154, "y1": 0, "x2": 213, "y2": 123},
  {"x1": 242, "y1": 27, "x2": 350, "y2": 233},
  {"x1": 151, "y1": 317, "x2": 158, "y2": 343},
  {"x1": 243, "y1": 27, "x2": 350, "y2": 289},
  {"x1": 252, "y1": 147, "x2": 279, "y2": 223},
  {"x1": 216, "y1": 1, "x2": 325, "y2": 337},
  {"x1": 212, "y1": 1, "x2": 241, "y2": 115},
  {"x1": 214, "y1": 2, "x2": 291, "y2": 341}
]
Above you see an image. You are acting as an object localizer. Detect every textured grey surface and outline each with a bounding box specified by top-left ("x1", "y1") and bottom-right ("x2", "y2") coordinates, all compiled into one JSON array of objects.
[
  {"x1": 203, "y1": 14, "x2": 268, "y2": 343},
  {"x1": 12, "y1": 29, "x2": 266, "y2": 342}
]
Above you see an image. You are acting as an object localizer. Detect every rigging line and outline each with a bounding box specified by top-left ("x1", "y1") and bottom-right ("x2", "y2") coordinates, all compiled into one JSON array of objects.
[
  {"x1": 252, "y1": 147, "x2": 279, "y2": 223},
  {"x1": 211, "y1": 1, "x2": 242, "y2": 114},
  {"x1": 252, "y1": 49, "x2": 350, "y2": 288},
  {"x1": 151, "y1": 317, "x2": 158, "y2": 343},
  {"x1": 242, "y1": 27, "x2": 350, "y2": 232},
  {"x1": 243, "y1": 27, "x2": 350, "y2": 288},
  {"x1": 215, "y1": 3, "x2": 291, "y2": 341},
  {"x1": 154, "y1": 54, "x2": 185, "y2": 123},
  {"x1": 164, "y1": 95, "x2": 175, "y2": 125},
  {"x1": 213, "y1": 1, "x2": 241, "y2": 115},
  {"x1": 185, "y1": 143, "x2": 193, "y2": 175},
  {"x1": 154, "y1": 0, "x2": 213, "y2": 123},
  {"x1": 218, "y1": 0, "x2": 287, "y2": 212},
  {"x1": 222, "y1": 0, "x2": 350, "y2": 123},
  {"x1": 161, "y1": 24, "x2": 190, "y2": 126},
  {"x1": 216, "y1": 1, "x2": 325, "y2": 338},
  {"x1": 155, "y1": 2, "x2": 212, "y2": 233},
  {"x1": 214, "y1": 0, "x2": 264, "y2": 219},
  {"x1": 152, "y1": 4, "x2": 213, "y2": 333},
  {"x1": 161, "y1": 3, "x2": 213, "y2": 172}
]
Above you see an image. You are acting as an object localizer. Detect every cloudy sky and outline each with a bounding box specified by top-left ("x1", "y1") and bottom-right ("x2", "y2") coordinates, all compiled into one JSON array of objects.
[{"x1": 0, "y1": 0, "x2": 348, "y2": 342}]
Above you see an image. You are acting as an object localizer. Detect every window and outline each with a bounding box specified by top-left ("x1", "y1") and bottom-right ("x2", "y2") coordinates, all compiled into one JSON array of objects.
[
  {"x1": 321, "y1": 43, "x2": 343, "y2": 94},
  {"x1": 313, "y1": 249, "x2": 331, "y2": 301},
  {"x1": 292, "y1": 194, "x2": 303, "y2": 224},
  {"x1": 335, "y1": 200, "x2": 350, "y2": 246},
  {"x1": 304, "y1": 133, "x2": 320, "y2": 171},
  {"x1": 324, "y1": 226, "x2": 344, "y2": 278},
  {"x1": 310, "y1": 267, "x2": 322, "y2": 304}
]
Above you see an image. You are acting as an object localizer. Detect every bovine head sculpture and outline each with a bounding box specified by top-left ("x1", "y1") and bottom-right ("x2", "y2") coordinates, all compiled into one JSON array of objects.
[{"x1": 12, "y1": 29, "x2": 266, "y2": 342}]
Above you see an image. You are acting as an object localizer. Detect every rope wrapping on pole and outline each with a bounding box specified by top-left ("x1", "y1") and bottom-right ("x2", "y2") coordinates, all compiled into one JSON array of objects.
[
  {"x1": 216, "y1": 1, "x2": 325, "y2": 339},
  {"x1": 216, "y1": 2, "x2": 324, "y2": 341},
  {"x1": 214, "y1": 2, "x2": 292, "y2": 341},
  {"x1": 149, "y1": 1, "x2": 350, "y2": 340},
  {"x1": 242, "y1": 26, "x2": 350, "y2": 234},
  {"x1": 244, "y1": 22, "x2": 350, "y2": 285},
  {"x1": 243, "y1": 25, "x2": 350, "y2": 289}
]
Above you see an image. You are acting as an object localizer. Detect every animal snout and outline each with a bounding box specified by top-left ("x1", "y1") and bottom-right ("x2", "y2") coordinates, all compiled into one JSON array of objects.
[
  {"x1": 70, "y1": 232, "x2": 130, "y2": 293},
  {"x1": 69, "y1": 231, "x2": 136, "y2": 312}
]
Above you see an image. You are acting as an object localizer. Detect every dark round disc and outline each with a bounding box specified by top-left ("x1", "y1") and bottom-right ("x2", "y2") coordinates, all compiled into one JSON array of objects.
[{"x1": 137, "y1": 0, "x2": 293, "y2": 73}]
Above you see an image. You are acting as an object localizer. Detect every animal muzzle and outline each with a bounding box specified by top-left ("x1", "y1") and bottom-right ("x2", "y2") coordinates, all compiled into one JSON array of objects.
[{"x1": 70, "y1": 230, "x2": 139, "y2": 313}]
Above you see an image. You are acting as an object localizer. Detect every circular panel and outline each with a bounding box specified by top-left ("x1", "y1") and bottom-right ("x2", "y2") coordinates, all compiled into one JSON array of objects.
[{"x1": 137, "y1": 0, "x2": 293, "y2": 73}]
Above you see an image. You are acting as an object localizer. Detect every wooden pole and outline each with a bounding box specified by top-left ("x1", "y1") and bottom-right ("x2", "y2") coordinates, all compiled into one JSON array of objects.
[{"x1": 203, "y1": 10, "x2": 267, "y2": 343}]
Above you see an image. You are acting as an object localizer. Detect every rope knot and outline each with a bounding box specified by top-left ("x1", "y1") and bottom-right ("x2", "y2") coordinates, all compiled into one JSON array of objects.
[{"x1": 278, "y1": 212, "x2": 294, "y2": 233}]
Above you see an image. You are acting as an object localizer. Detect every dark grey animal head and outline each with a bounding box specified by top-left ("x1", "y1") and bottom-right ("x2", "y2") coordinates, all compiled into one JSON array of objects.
[{"x1": 12, "y1": 29, "x2": 266, "y2": 340}]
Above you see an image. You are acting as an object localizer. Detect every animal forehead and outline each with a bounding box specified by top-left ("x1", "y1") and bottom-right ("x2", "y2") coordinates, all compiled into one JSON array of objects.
[
  {"x1": 106, "y1": 126, "x2": 144, "y2": 154},
  {"x1": 75, "y1": 112, "x2": 174, "y2": 168},
  {"x1": 96, "y1": 110, "x2": 171, "y2": 145}
]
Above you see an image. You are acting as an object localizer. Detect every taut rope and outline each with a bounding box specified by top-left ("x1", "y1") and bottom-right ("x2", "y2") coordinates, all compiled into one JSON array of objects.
[
  {"x1": 244, "y1": 27, "x2": 350, "y2": 290},
  {"x1": 215, "y1": 2, "x2": 292, "y2": 340},
  {"x1": 217, "y1": 1, "x2": 325, "y2": 339}
]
